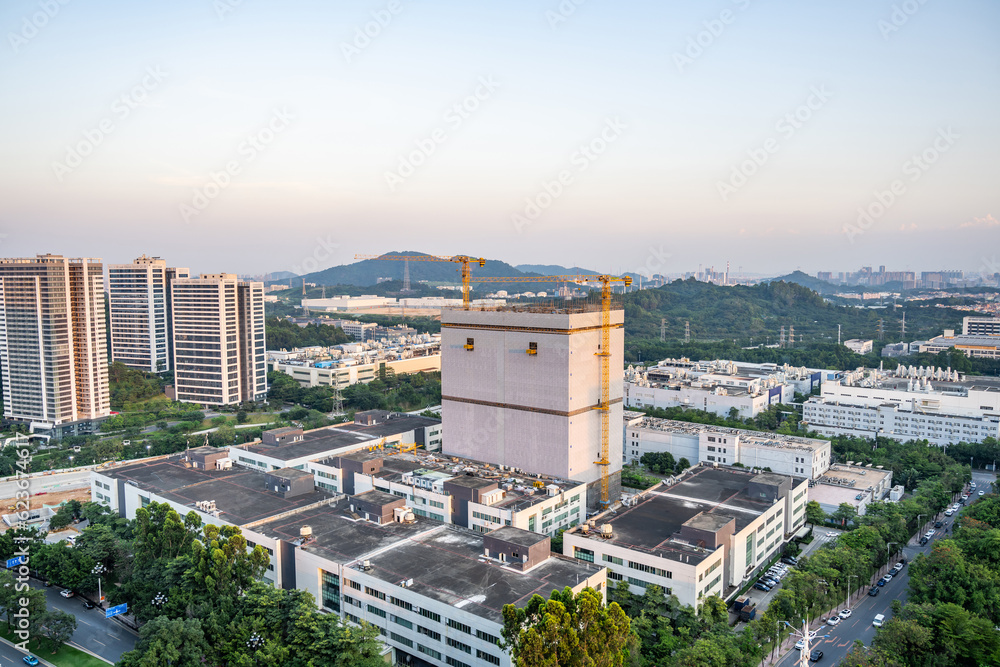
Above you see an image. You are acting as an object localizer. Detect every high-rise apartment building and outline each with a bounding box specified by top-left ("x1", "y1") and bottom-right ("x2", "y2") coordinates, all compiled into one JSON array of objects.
[
  {"x1": 108, "y1": 255, "x2": 190, "y2": 372},
  {"x1": 441, "y1": 305, "x2": 624, "y2": 507},
  {"x1": 171, "y1": 274, "x2": 266, "y2": 406},
  {"x1": 0, "y1": 254, "x2": 110, "y2": 435}
]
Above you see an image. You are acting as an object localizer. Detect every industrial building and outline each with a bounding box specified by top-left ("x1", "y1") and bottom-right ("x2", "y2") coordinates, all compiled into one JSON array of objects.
[
  {"x1": 802, "y1": 366, "x2": 1000, "y2": 445},
  {"x1": 919, "y1": 330, "x2": 1000, "y2": 359},
  {"x1": 0, "y1": 254, "x2": 110, "y2": 436},
  {"x1": 91, "y1": 449, "x2": 605, "y2": 667},
  {"x1": 170, "y1": 273, "x2": 266, "y2": 405},
  {"x1": 623, "y1": 359, "x2": 827, "y2": 420},
  {"x1": 563, "y1": 465, "x2": 807, "y2": 608},
  {"x1": 808, "y1": 463, "x2": 893, "y2": 518},
  {"x1": 843, "y1": 339, "x2": 874, "y2": 355},
  {"x1": 963, "y1": 316, "x2": 1000, "y2": 337},
  {"x1": 622, "y1": 414, "x2": 831, "y2": 479},
  {"x1": 441, "y1": 305, "x2": 624, "y2": 507},
  {"x1": 107, "y1": 255, "x2": 190, "y2": 373}
]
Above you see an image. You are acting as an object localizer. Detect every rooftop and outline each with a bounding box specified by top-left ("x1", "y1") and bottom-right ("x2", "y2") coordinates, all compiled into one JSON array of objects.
[
  {"x1": 254, "y1": 502, "x2": 601, "y2": 623},
  {"x1": 103, "y1": 456, "x2": 336, "y2": 525},
  {"x1": 571, "y1": 466, "x2": 802, "y2": 564},
  {"x1": 631, "y1": 416, "x2": 830, "y2": 452},
  {"x1": 242, "y1": 425, "x2": 378, "y2": 462},
  {"x1": 335, "y1": 414, "x2": 441, "y2": 439}
]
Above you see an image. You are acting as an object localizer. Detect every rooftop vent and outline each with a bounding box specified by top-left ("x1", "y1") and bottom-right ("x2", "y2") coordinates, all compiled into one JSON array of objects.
[
  {"x1": 600, "y1": 524, "x2": 613, "y2": 538},
  {"x1": 300, "y1": 525, "x2": 312, "y2": 538}
]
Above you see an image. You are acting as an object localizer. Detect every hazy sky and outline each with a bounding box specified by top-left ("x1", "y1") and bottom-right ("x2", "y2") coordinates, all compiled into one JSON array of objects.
[{"x1": 1, "y1": 0, "x2": 997, "y2": 279}]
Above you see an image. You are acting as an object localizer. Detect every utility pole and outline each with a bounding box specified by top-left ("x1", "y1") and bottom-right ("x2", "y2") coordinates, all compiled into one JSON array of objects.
[
  {"x1": 900, "y1": 312, "x2": 906, "y2": 338},
  {"x1": 684, "y1": 321, "x2": 690, "y2": 344},
  {"x1": 789, "y1": 325, "x2": 795, "y2": 348},
  {"x1": 660, "y1": 318, "x2": 666, "y2": 342},
  {"x1": 780, "y1": 326, "x2": 786, "y2": 349},
  {"x1": 838, "y1": 324, "x2": 841, "y2": 345}
]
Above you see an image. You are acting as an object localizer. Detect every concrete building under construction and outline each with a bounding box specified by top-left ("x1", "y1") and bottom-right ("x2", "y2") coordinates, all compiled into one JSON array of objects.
[{"x1": 441, "y1": 304, "x2": 624, "y2": 508}]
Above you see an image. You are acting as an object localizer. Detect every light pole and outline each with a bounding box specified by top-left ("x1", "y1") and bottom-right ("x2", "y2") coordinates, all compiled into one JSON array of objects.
[
  {"x1": 783, "y1": 619, "x2": 829, "y2": 667},
  {"x1": 885, "y1": 542, "x2": 898, "y2": 576},
  {"x1": 916, "y1": 514, "x2": 925, "y2": 540},
  {"x1": 151, "y1": 592, "x2": 168, "y2": 614},
  {"x1": 845, "y1": 574, "x2": 858, "y2": 609},
  {"x1": 92, "y1": 564, "x2": 106, "y2": 607},
  {"x1": 247, "y1": 632, "x2": 264, "y2": 664}
]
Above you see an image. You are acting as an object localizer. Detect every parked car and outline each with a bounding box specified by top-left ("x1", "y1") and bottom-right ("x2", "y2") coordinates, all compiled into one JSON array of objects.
[
  {"x1": 919, "y1": 536, "x2": 929, "y2": 546},
  {"x1": 868, "y1": 586, "x2": 880, "y2": 596},
  {"x1": 810, "y1": 650, "x2": 824, "y2": 662},
  {"x1": 839, "y1": 608, "x2": 853, "y2": 619},
  {"x1": 899, "y1": 556, "x2": 907, "y2": 565},
  {"x1": 877, "y1": 578, "x2": 886, "y2": 587},
  {"x1": 826, "y1": 616, "x2": 840, "y2": 626},
  {"x1": 762, "y1": 578, "x2": 779, "y2": 588},
  {"x1": 781, "y1": 557, "x2": 798, "y2": 566},
  {"x1": 945, "y1": 509, "x2": 954, "y2": 517},
  {"x1": 935, "y1": 520, "x2": 943, "y2": 528},
  {"x1": 980, "y1": 491, "x2": 985, "y2": 496},
  {"x1": 893, "y1": 563, "x2": 904, "y2": 573},
  {"x1": 23, "y1": 657, "x2": 39, "y2": 667},
  {"x1": 59, "y1": 589, "x2": 74, "y2": 598},
  {"x1": 873, "y1": 614, "x2": 886, "y2": 627},
  {"x1": 753, "y1": 582, "x2": 771, "y2": 592},
  {"x1": 884, "y1": 573, "x2": 894, "y2": 583}
]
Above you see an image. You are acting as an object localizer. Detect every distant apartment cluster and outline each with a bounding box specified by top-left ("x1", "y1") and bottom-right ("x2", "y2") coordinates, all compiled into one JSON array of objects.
[
  {"x1": 817, "y1": 266, "x2": 966, "y2": 289},
  {"x1": 0, "y1": 254, "x2": 267, "y2": 435}
]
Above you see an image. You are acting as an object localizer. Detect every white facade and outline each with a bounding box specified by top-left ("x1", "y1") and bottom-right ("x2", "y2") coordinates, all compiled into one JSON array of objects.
[
  {"x1": 171, "y1": 274, "x2": 266, "y2": 405},
  {"x1": 963, "y1": 316, "x2": 1000, "y2": 336},
  {"x1": 441, "y1": 308, "x2": 624, "y2": 501},
  {"x1": 623, "y1": 417, "x2": 831, "y2": 479},
  {"x1": 271, "y1": 354, "x2": 441, "y2": 390},
  {"x1": 803, "y1": 366, "x2": 1000, "y2": 445},
  {"x1": 844, "y1": 339, "x2": 874, "y2": 355},
  {"x1": 0, "y1": 255, "x2": 110, "y2": 433}
]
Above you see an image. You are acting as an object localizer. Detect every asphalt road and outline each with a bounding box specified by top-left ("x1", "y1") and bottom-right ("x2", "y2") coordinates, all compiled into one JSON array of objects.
[
  {"x1": 771, "y1": 471, "x2": 995, "y2": 666},
  {"x1": 31, "y1": 581, "x2": 137, "y2": 663}
]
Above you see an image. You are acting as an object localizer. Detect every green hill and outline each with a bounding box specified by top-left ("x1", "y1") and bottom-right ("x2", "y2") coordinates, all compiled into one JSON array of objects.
[{"x1": 763, "y1": 270, "x2": 836, "y2": 294}]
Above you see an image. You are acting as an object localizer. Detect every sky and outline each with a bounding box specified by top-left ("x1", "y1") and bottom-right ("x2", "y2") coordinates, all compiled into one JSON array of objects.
[{"x1": 0, "y1": 0, "x2": 997, "y2": 279}]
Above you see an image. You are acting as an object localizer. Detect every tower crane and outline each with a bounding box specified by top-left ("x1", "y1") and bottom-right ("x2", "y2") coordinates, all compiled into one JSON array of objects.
[
  {"x1": 469, "y1": 274, "x2": 632, "y2": 507},
  {"x1": 353, "y1": 254, "x2": 486, "y2": 309}
]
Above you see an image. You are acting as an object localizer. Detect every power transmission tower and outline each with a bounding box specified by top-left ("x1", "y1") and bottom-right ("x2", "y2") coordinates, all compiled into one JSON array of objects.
[
  {"x1": 877, "y1": 319, "x2": 884, "y2": 341},
  {"x1": 402, "y1": 257, "x2": 411, "y2": 292},
  {"x1": 660, "y1": 318, "x2": 666, "y2": 342},
  {"x1": 900, "y1": 312, "x2": 906, "y2": 338},
  {"x1": 788, "y1": 325, "x2": 795, "y2": 348},
  {"x1": 838, "y1": 324, "x2": 842, "y2": 345},
  {"x1": 301, "y1": 278, "x2": 306, "y2": 296},
  {"x1": 684, "y1": 321, "x2": 690, "y2": 343},
  {"x1": 332, "y1": 383, "x2": 343, "y2": 414},
  {"x1": 321, "y1": 285, "x2": 326, "y2": 299},
  {"x1": 779, "y1": 326, "x2": 786, "y2": 348}
]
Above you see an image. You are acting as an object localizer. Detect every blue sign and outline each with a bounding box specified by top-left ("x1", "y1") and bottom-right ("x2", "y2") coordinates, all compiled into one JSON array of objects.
[
  {"x1": 5, "y1": 556, "x2": 23, "y2": 569},
  {"x1": 105, "y1": 603, "x2": 127, "y2": 618}
]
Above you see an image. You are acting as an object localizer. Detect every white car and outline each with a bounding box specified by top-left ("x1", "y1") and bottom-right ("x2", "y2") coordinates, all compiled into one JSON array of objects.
[
  {"x1": 839, "y1": 609, "x2": 853, "y2": 619},
  {"x1": 827, "y1": 616, "x2": 841, "y2": 626},
  {"x1": 980, "y1": 491, "x2": 985, "y2": 496},
  {"x1": 826, "y1": 532, "x2": 837, "y2": 538},
  {"x1": 795, "y1": 638, "x2": 806, "y2": 650},
  {"x1": 893, "y1": 563, "x2": 904, "y2": 573},
  {"x1": 883, "y1": 573, "x2": 894, "y2": 583},
  {"x1": 59, "y1": 589, "x2": 74, "y2": 599},
  {"x1": 873, "y1": 614, "x2": 885, "y2": 627}
]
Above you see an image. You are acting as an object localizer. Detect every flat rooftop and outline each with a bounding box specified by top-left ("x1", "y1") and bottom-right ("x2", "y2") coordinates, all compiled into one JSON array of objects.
[
  {"x1": 818, "y1": 464, "x2": 891, "y2": 489},
  {"x1": 572, "y1": 466, "x2": 802, "y2": 564},
  {"x1": 103, "y1": 456, "x2": 336, "y2": 525},
  {"x1": 242, "y1": 425, "x2": 378, "y2": 462},
  {"x1": 632, "y1": 416, "x2": 830, "y2": 452},
  {"x1": 363, "y1": 449, "x2": 586, "y2": 512},
  {"x1": 336, "y1": 415, "x2": 441, "y2": 439},
  {"x1": 254, "y1": 502, "x2": 601, "y2": 623}
]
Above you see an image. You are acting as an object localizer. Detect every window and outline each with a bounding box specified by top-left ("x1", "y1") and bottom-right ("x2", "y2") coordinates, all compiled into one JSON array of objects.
[
  {"x1": 446, "y1": 657, "x2": 472, "y2": 667},
  {"x1": 419, "y1": 608, "x2": 441, "y2": 622},
  {"x1": 347, "y1": 580, "x2": 361, "y2": 591},
  {"x1": 367, "y1": 604, "x2": 386, "y2": 618},
  {"x1": 418, "y1": 645, "x2": 442, "y2": 660},
  {"x1": 390, "y1": 596, "x2": 413, "y2": 611},
  {"x1": 629, "y1": 561, "x2": 670, "y2": 578},
  {"x1": 602, "y1": 554, "x2": 623, "y2": 566},
  {"x1": 465, "y1": 337, "x2": 474, "y2": 350},
  {"x1": 574, "y1": 547, "x2": 595, "y2": 563},
  {"x1": 321, "y1": 571, "x2": 340, "y2": 612},
  {"x1": 447, "y1": 637, "x2": 472, "y2": 654},
  {"x1": 390, "y1": 632, "x2": 413, "y2": 647},
  {"x1": 447, "y1": 619, "x2": 472, "y2": 634},
  {"x1": 393, "y1": 616, "x2": 413, "y2": 630},
  {"x1": 417, "y1": 626, "x2": 441, "y2": 641},
  {"x1": 365, "y1": 586, "x2": 386, "y2": 601},
  {"x1": 476, "y1": 630, "x2": 500, "y2": 645},
  {"x1": 477, "y1": 649, "x2": 502, "y2": 666}
]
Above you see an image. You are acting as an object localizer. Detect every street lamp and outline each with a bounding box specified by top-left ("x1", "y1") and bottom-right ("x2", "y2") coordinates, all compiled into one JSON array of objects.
[
  {"x1": 146, "y1": 444, "x2": 151, "y2": 456},
  {"x1": 247, "y1": 631, "x2": 264, "y2": 662},
  {"x1": 782, "y1": 619, "x2": 830, "y2": 667},
  {"x1": 916, "y1": 514, "x2": 925, "y2": 539},
  {"x1": 845, "y1": 574, "x2": 859, "y2": 608},
  {"x1": 92, "y1": 564, "x2": 106, "y2": 607},
  {"x1": 151, "y1": 592, "x2": 168, "y2": 612},
  {"x1": 885, "y1": 542, "x2": 899, "y2": 576}
]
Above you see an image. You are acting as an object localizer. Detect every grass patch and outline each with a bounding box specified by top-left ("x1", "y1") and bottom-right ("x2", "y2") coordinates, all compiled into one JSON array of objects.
[{"x1": 0, "y1": 622, "x2": 111, "y2": 666}]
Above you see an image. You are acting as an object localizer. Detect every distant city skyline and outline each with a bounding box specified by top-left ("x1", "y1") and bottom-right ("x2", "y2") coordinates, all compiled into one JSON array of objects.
[{"x1": 1, "y1": 1, "x2": 997, "y2": 276}]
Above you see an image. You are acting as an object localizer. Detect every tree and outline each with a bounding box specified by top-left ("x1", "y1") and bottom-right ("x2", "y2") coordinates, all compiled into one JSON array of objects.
[
  {"x1": 502, "y1": 587, "x2": 631, "y2": 667},
  {"x1": 38, "y1": 609, "x2": 76, "y2": 652},
  {"x1": 698, "y1": 595, "x2": 728, "y2": 627},
  {"x1": 805, "y1": 500, "x2": 826, "y2": 525},
  {"x1": 118, "y1": 617, "x2": 211, "y2": 667},
  {"x1": 185, "y1": 524, "x2": 268, "y2": 607},
  {"x1": 675, "y1": 458, "x2": 691, "y2": 474},
  {"x1": 832, "y1": 502, "x2": 858, "y2": 526}
]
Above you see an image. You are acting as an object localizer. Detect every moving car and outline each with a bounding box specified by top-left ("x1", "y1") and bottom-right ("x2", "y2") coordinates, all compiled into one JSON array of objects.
[
  {"x1": 59, "y1": 589, "x2": 74, "y2": 598},
  {"x1": 82, "y1": 600, "x2": 95, "y2": 609},
  {"x1": 826, "y1": 616, "x2": 840, "y2": 626},
  {"x1": 810, "y1": 650, "x2": 824, "y2": 662},
  {"x1": 23, "y1": 657, "x2": 39, "y2": 667},
  {"x1": 839, "y1": 608, "x2": 853, "y2": 619},
  {"x1": 825, "y1": 532, "x2": 837, "y2": 537},
  {"x1": 919, "y1": 536, "x2": 929, "y2": 546},
  {"x1": 873, "y1": 614, "x2": 885, "y2": 627},
  {"x1": 935, "y1": 520, "x2": 943, "y2": 528},
  {"x1": 868, "y1": 586, "x2": 880, "y2": 596}
]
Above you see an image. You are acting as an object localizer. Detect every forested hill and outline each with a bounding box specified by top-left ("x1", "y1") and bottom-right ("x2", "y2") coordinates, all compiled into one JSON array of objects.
[
  {"x1": 763, "y1": 270, "x2": 836, "y2": 293},
  {"x1": 623, "y1": 278, "x2": 964, "y2": 347}
]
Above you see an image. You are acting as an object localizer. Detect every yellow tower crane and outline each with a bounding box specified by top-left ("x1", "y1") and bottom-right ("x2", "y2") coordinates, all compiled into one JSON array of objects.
[
  {"x1": 469, "y1": 274, "x2": 632, "y2": 507},
  {"x1": 353, "y1": 254, "x2": 486, "y2": 309}
]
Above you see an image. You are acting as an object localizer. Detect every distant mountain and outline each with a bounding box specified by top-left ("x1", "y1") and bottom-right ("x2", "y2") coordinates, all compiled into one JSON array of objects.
[
  {"x1": 279, "y1": 252, "x2": 577, "y2": 291},
  {"x1": 763, "y1": 271, "x2": 836, "y2": 294},
  {"x1": 514, "y1": 264, "x2": 601, "y2": 277}
]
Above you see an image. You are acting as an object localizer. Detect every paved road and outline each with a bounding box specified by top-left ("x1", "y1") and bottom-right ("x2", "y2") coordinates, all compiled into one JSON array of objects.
[
  {"x1": 0, "y1": 471, "x2": 91, "y2": 500},
  {"x1": 739, "y1": 529, "x2": 846, "y2": 614},
  {"x1": 31, "y1": 581, "x2": 137, "y2": 663},
  {"x1": 771, "y1": 471, "x2": 996, "y2": 666}
]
